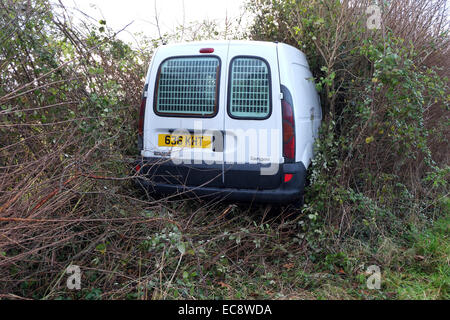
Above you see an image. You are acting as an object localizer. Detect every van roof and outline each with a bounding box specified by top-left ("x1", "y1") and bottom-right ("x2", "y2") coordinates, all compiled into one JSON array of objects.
[
  {"x1": 157, "y1": 40, "x2": 308, "y2": 67},
  {"x1": 161, "y1": 40, "x2": 275, "y2": 47}
]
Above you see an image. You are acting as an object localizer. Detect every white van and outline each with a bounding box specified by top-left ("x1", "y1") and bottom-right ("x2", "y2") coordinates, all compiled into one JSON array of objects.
[{"x1": 135, "y1": 40, "x2": 321, "y2": 203}]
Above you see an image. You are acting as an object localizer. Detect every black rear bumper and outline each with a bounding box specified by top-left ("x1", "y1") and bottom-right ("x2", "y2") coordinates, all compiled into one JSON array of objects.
[{"x1": 134, "y1": 157, "x2": 306, "y2": 204}]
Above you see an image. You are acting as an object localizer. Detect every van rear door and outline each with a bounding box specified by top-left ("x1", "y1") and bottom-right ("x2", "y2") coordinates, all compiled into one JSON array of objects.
[
  {"x1": 223, "y1": 42, "x2": 283, "y2": 189},
  {"x1": 143, "y1": 43, "x2": 228, "y2": 187}
]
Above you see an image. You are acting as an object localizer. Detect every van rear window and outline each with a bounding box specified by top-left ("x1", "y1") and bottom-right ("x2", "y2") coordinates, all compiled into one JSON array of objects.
[
  {"x1": 154, "y1": 56, "x2": 220, "y2": 117},
  {"x1": 228, "y1": 57, "x2": 271, "y2": 119}
]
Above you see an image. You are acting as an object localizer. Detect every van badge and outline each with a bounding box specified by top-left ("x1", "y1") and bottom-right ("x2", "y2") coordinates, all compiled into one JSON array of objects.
[{"x1": 153, "y1": 151, "x2": 171, "y2": 157}]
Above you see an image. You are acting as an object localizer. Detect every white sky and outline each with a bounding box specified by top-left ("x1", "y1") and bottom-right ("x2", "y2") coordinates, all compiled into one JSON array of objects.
[{"x1": 57, "y1": 0, "x2": 250, "y2": 45}]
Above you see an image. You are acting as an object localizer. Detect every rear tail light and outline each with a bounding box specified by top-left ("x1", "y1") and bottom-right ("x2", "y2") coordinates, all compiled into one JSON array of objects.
[
  {"x1": 284, "y1": 173, "x2": 293, "y2": 183},
  {"x1": 282, "y1": 99, "x2": 295, "y2": 162}
]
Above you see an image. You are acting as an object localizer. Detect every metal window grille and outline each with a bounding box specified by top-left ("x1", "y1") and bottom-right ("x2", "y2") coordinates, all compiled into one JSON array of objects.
[
  {"x1": 155, "y1": 57, "x2": 219, "y2": 116},
  {"x1": 229, "y1": 58, "x2": 270, "y2": 118}
]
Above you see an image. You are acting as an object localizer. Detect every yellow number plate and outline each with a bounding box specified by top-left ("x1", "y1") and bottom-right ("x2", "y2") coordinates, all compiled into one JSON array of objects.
[{"x1": 158, "y1": 134, "x2": 212, "y2": 149}]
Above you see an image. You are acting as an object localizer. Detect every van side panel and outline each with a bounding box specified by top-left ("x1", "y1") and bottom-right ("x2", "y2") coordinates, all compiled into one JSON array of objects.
[{"x1": 277, "y1": 43, "x2": 321, "y2": 168}]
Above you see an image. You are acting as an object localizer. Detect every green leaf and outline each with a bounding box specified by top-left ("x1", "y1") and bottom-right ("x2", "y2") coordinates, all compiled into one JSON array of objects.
[
  {"x1": 177, "y1": 242, "x2": 186, "y2": 255},
  {"x1": 95, "y1": 243, "x2": 106, "y2": 254},
  {"x1": 365, "y1": 136, "x2": 375, "y2": 144}
]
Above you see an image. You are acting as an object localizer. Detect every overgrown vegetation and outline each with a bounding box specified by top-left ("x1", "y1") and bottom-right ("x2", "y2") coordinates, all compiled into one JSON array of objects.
[
  {"x1": 0, "y1": 0, "x2": 448, "y2": 300},
  {"x1": 249, "y1": 0, "x2": 449, "y2": 299}
]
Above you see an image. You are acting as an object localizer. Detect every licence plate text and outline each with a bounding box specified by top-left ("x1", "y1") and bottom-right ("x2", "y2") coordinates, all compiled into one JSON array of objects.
[{"x1": 158, "y1": 134, "x2": 212, "y2": 149}]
